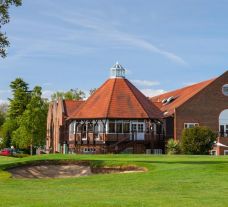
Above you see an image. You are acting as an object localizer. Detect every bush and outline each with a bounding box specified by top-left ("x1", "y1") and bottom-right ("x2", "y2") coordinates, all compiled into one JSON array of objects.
[
  {"x1": 166, "y1": 139, "x2": 181, "y2": 154},
  {"x1": 180, "y1": 126, "x2": 216, "y2": 155}
]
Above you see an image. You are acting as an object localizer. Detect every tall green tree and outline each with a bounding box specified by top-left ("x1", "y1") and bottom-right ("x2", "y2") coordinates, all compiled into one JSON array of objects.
[
  {"x1": 0, "y1": 103, "x2": 7, "y2": 127},
  {"x1": 8, "y1": 78, "x2": 30, "y2": 119},
  {"x1": 0, "y1": 0, "x2": 22, "y2": 58},
  {"x1": 0, "y1": 118, "x2": 17, "y2": 147},
  {"x1": 1, "y1": 78, "x2": 30, "y2": 147},
  {"x1": 12, "y1": 86, "x2": 48, "y2": 154},
  {"x1": 51, "y1": 88, "x2": 85, "y2": 101}
]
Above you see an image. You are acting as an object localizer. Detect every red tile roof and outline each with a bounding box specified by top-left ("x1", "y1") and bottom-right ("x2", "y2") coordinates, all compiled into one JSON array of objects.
[
  {"x1": 150, "y1": 78, "x2": 215, "y2": 117},
  {"x1": 63, "y1": 100, "x2": 84, "y2": 117},
  {"x1": 70, "y1": 78, "x2": 161, "y2": 119}
]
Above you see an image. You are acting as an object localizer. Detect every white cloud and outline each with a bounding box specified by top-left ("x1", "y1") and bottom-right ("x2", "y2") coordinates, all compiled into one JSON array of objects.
[
  {"x1": 132, "y1": 80, "x2": 160, "y2": 87},
  {"x1": 42, "y1": 90, "x2": 54, "y2": 100},
  {"x1": 9, "y1": 4, "x2": 187, "y2": 65},
  {"x1": 0, "y1": 89, "x2": 10, "y2": 94},
  {"x1": 0, "y1": 99, "x2": 9, "y2": 104},
  {"x1": 141, "y1": 89, "x2": 166, "y2": 97}
]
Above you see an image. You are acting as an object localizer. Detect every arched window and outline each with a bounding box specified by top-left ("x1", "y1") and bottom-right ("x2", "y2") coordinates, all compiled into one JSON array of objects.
[
  {"x1": 219, "y1": 109, "x2": 228, "y2": 137},
  {"x1": 222, "y1": 84, "x2": 228, "y2": 96}
]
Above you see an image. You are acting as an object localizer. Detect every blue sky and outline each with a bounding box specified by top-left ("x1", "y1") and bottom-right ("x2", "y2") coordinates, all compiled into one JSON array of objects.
[{"x1": 0, "y1": 0, "x2": 228, "y2": 102}]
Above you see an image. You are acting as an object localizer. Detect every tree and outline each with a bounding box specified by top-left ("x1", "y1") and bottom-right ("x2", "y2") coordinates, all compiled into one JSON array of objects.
[
  {"x1": 51, "y1": 89, "x2": 85, "y2": 101},
  {"x1": 0, "y1": 0, "x2": 22, "y2": 58},
  {"x1": 0, "y1": 103, "x2": 8, "y2": 127},
  {"x1": 166, "y1": 138, "x2": 180, "y2": 155},
  {"x1": 8, "y1": 78, "x2": 30, "y2": 119},
  {"x1": 12, "y1": 86, "x2": 48, "y2": 154},
  {"x1": 0, "y1": 118, "x2": 17, "y2": 147},
  {"x1": 180, "y1": 126, "x2": 216, "y2": 155},
  {"x1": 1, "y1": 78, "x2": 30, "y2": 147}
]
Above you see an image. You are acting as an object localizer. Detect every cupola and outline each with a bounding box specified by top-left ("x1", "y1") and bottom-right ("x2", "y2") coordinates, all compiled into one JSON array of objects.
[{"x1": 110, "y1": 62, "x2": 126, "y2": 78}]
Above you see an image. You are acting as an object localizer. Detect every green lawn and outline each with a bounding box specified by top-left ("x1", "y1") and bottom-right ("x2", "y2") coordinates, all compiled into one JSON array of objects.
[{"x1": 0, "y1": 154, "x2": 228, "y2": 207}]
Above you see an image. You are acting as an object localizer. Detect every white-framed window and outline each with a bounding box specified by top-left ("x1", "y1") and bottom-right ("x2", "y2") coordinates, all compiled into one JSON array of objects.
[
  {"x1": 116, "y1": 121, "x2": 123, "y2": 133},
  {"x1": 123, "y1": 121, "x2": 130, "y2": 133},
  {"x1": 69, "y1": 121, "x2": 76, "y2": 134},
  {"x1": 108, "y1": 121, "x2": 116, "y2": 133},
  {"x1": 184, "y1": 123, "x2": 199, "y2": 129},
  {"x1": 138, "y1": 123, "x2": 144, "y2": 133},
  {"x1": 222, "y1": 84, "x2": 228, "y2": 96},
  {"x1": 224, "y1": 150, "x2": 228, "y2": 155}
]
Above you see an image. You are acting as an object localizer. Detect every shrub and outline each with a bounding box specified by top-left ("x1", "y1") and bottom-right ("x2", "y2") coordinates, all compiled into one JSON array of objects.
[
  {"x1": 180, "y1": 126, "x2": 216, "y2": 155},
  {"x1": 166, "y1": 139, "x2": 181, "y2": 154}
]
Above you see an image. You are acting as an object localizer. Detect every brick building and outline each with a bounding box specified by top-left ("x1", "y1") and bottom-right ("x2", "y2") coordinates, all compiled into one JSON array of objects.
[
  {"x1": 46, "y1": 64, "x2": 228, "y2": 155},
  {"x1": 150, "y1": 71, "x2": 228, "y2": 155},
  {"x1": 47, "y1": 63, "x2": 163, "y2": 154}
]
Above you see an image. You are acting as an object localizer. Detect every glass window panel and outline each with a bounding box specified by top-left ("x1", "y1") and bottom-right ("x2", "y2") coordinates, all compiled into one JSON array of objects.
[
  {"x1": 94, "y1": 124, "x2": 98, "y2": 133},
  {"x1": 132, "y1": 124, "x2": 137, "y2": 132},
  {"x1": 109, "y1": 122, "x2": 115, "y2": 133},
  {"x1": 123, "y1": 122, "x2": 130, "y2": 133},
  {"x1": 99, "y1": 122, "x2": 104, "y2": 133},
  {"x1": 184, "y1": 123, "x2": 199, "y2": 129},
  {"x1": 116, "y1": 122, "x2": 123, "y2": 133},
  {"x1": 87, "y1": 123, "x2": 93, "y2": 132},
  {"x1": 138, "y1": 124, "x2": 144, "y2": 133},
  {"x1": 69, "y1": 123, "x2": 74, "y2": 134},
  {"x1": 76, "y1": 124, "x2": 82, "y2": 133}
]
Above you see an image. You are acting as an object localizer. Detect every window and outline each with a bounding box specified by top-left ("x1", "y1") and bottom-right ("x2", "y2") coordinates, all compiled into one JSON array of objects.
[
  {"x1": 116, "y1": 121, "x2": 123, "y2": 133},
  {"x1": 87, "y1": 123, "x2": 93, "y2": 133},
  {"x1": 138, "y1": 123, "x2": 144, "y2": 133},
  {"x1": 131, "y1": 123, "x2": 137, "y2": 132},
  {"x1": 184, "y1": 123, "x2": 199, "y2": 128},
  {"x1": 224, "y1": 150, "x2": 228, "y2": 155},
  {"x1": 123, "y1": 121, "x2": 130, "y2": 133},
  {"x1": 109, "y1": 121, "x2": 115, "y2": 133},
  {"x1": 222, "y1": 84, "x2": 228, "y2": 96},
  {"x1": 94, "y1": 124, "x2": 99, "y2": 133},
  {"x1": 99, "y1": 121, "x2": 104, "y2": 133},
  {"x1": 69, "y1": 122, "x2": 75, "y2": 134}
]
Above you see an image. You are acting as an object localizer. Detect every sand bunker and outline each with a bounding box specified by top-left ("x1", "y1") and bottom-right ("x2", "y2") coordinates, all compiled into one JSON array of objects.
[
  {"x1": 7, "y1": 161, "x2": 145, "y2": 179},
  {"x1": 8, "y1": 164, "x2": 92, "y2": 179}
]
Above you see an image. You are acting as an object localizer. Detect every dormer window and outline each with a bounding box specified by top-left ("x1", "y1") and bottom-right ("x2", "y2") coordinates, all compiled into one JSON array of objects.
[{"x1": 110, "y1": 62, "x2": 126, "y2": 78}]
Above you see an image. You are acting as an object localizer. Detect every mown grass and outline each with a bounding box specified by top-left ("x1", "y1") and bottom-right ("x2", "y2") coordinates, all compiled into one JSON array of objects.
[{"x1": 0, "y1": 154, "x2": 228, "y2": 207}]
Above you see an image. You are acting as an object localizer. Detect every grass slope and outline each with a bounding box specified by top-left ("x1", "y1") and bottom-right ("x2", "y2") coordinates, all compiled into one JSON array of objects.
[{"x1": 0, "y1": 154, "x2": 228, "y2": 207}]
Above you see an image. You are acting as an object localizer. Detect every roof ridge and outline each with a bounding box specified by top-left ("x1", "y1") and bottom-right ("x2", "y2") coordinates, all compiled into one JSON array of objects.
[
  {"x1": 106, "y1": 78, "x2": 117, "y2": 118},
  {"x1": 151, "y1": 78, "x2": 215, "y2": 100},
  {"x1": 71, "y1": 79, "x2": 109, "y2": 118},
  {"x1": 125, "y1": 79, "x2": 151, "y2": 118},
  {"x1": 173, "y1": 75, "x2": 220, "y2": 110}
]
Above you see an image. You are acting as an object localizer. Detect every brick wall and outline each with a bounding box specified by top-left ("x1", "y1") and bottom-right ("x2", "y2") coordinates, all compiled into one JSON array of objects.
[{"x1": 175, "y1": 71, "x2": 228, "y2": 140}]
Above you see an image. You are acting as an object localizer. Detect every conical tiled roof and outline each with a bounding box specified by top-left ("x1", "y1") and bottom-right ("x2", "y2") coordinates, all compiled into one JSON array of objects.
[{"x1": 70, "y1": 78, "x2": 161, "y2": 119}]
